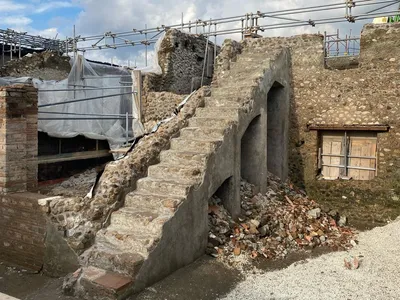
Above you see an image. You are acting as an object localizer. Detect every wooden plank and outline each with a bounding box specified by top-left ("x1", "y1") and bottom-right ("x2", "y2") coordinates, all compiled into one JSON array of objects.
[
  {"x1": 330, "y1": 141, "x2": 342, "y2": 178},
  {"x1": 38, "y1": 150, "x2": 111, "y2": 164},
  {"x1": 308, "y1": 124, "x2": 389, "y2": 131},
  {"x1": 348, "y1": 140, "x2": 361, "y2": 180},
  {"x1": 321, "y1": 132, "x2": 343, "y2": 179},
  {"x1": 109, "y1": 147, "x2": 131, "y2": 154},
  {"x1": 348, "y1": 137, "x2": 377, "y2": 180}
]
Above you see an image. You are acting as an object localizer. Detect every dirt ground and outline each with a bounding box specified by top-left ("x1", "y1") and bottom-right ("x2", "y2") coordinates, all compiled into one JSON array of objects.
[
  {"x1": 0, "y1": 246, "x2": 349, "y2": 300},
  {"x1": 0, "y1": 257, "x2": 242, "y2": 300}
]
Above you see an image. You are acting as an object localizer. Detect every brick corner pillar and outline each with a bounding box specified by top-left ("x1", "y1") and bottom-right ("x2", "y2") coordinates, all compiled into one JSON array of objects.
[{"x1": 0, "y1": 84, "x2": 38, "y2": 194}]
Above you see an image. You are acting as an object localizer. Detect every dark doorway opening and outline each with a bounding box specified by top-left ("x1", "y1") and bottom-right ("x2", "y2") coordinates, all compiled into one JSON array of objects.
[{"x1": 267, "y1": 82, "x2": 288, "y2": 180}]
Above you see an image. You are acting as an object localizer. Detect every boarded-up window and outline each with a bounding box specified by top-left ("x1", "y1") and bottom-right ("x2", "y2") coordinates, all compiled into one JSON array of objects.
[{"x1": 319, "y1": 131, "x2": 377, "y2": 180}]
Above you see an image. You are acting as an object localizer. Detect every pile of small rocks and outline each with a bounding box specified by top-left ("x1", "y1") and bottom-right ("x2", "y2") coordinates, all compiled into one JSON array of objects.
[{"x1": 207, "y1": 173, "x2": 356, "y2": 264}]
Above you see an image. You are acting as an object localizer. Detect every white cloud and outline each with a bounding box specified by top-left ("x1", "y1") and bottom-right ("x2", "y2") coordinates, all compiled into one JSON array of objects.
[
  {"x1": 34, "y1": 1, "x2": 77, "y2": 14},
  {"x1": 0, "y1": 0, "x2": 26, "y2": 12},
  {"x1": 0, "y1": 0, "x2": 392, "y2": 66},
  {"x1": 0, "y1": 16, "x2": 32, "y2": 26},
  {"x1": 74, "y1": 0, "x2": 390, "y2": 66}
]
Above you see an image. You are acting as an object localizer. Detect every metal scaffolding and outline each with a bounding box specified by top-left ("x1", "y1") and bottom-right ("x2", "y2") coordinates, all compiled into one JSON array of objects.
[
  {"x1": 70, "y1": 0, "x2": 400, "y2": 66},
  {"x1": 325, "y1": 29, "x2": 361, "y2": 57},
  {"x1": 0, "y1": 28, "x2": 72, "y2": 64}
]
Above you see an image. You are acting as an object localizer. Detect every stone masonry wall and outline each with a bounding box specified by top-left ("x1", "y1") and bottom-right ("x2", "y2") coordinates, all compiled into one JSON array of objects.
[
  {"x1": 40, "y1": 88, "x2": 208, "y2": 253},
  {"x1": 144, "y1": 29, "x2": 218, "y2": 95},
  {"x1": 239, "y1": 25, "x2": 400, "y2": 225},
  {"x1": 0, "y1": 51, "x2": 71, "y2": 81},
  {"x1": 142, "y1": 91, "x2": 188, "y2": 125}
]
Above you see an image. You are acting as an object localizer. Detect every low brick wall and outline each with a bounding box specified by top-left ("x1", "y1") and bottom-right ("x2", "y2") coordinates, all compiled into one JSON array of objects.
[{"x1": 0, "y1": 193, "x2": 46, "y2": 271}]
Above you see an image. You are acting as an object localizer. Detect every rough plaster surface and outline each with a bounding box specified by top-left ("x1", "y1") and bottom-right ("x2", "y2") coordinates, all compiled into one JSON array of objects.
[{"x1": 222, "y1": 219, "x2": 400, "y2": 300}]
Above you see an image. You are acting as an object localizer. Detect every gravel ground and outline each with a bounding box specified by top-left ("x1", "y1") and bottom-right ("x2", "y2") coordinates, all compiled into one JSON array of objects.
[{"x1": 222, "y1": 219, "x2": 400, "y2": 300}]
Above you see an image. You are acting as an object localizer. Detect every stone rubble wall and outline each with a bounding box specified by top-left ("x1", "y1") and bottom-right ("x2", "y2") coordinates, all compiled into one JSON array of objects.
[
  {"x1": 325, "y1": 56, "x2": 359, "y2": 70},
  {"x1": 359, "y1": 23, "x2": 400, "y2": 69},
  {"x1": 40, "y1": 88, "x2": 208, "y2": 253},
  {"x1": 238, "y1": 25, "x2": 400, "y2": 215},
  {"x1": 0, "y1": 51, "x2": 71, "y2": 81},
  {"x1": 142, "y1": 91, "x2": 188, "y2": 126},
  {"x1": 144, "y1": 29, "x2": 219, "y2": 95}
]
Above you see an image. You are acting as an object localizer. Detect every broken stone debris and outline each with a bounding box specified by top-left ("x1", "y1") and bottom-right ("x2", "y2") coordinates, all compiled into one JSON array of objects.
[{"x1": 207, "y1": 173, "x2": 356, "y2": 264}]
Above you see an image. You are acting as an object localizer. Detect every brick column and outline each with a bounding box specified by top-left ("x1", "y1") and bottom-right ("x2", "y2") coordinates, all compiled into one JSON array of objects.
[{"x1": 0, "y1": 84, "x2": 38, "y2": 193}]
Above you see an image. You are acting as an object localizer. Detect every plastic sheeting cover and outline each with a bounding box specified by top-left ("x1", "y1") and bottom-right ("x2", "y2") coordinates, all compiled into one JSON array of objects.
[
  {"x1": 37, "y1": 55, "x2": 144, "y2": 146},
  {"x1": 0, "y1": 33, "x2": 166, "y2": 148}
]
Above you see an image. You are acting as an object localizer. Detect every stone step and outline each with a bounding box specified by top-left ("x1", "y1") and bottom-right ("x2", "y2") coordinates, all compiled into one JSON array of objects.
[
  {"x1": 148, "y1": 163, "x2": 203, "y2": 183},
  {"x1": 95, "y1": 227, "x2": 159, "y2": 256},
  {"x1": 125, "y1": 191, "x2": 184, "y2": 211},
  {"x1": 189, "y1": 117, "x2": 233, "y2": 129},
  {"x1": 180, "y1": 127, "x2": 225, "y2": 140},
  {"x1": 79, "y1": 266, "x2": 134, "y2": 300},
  {"x1": 159, "y1": 150, "x2": 208, "y2": 166},
  {"x1": 211, "y1": 87, "x2": 254, "y2": 101},
  {"x1": 110, "y1": 207, "x2": 170, "y2": 234},
  {"x1": 170, "y1": 137, "x2": 223, "y2": 154},
  {"x1": 204, "y1": 97, "x2": 242, "y2": 108},
  {"x1": 194, "y1": 107, "x2": 239, "y2": 120},
  {"x1": 136, "y1": 177, "x2": 192, "y2": 198}
]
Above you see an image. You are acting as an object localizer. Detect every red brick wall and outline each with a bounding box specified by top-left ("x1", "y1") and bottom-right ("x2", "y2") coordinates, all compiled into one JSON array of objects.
[
  {"x1": 0, "y1": 85, "x2": 38, "y2": 193},
  {"x1": 0, "y1": 84, "x2": 43, "y2": 271},
  {"x1": 0, "y1": 193, "x2": 46, "y2": 271}
]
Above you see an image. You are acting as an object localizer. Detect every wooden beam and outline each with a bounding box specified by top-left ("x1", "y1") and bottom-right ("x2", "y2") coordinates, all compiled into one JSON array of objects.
[
  {"x1": 38, "y1": 150, "x2": 111, "y2": 164},
  {"x1": 308, "y1": 124, "x2": 390, "y2": 131}
]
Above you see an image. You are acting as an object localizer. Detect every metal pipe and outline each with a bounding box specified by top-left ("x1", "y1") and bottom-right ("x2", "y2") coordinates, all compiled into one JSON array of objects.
[
  {"x1": 201, "y1": 20, "x2": 211, "y2": 87},
  {"x1": 38, "y1": 117, "x2": 132, "y2": 120},
  {"x1": 38, "y1": 91, "x2": 136, "y2": 108},
  {"x1": 145, "y1": 24, "x2": 148, "y2": 67},
  {"x1": 75, "y1": 0, "x2": 385, "y2": 42},
  {"x1": 38, "y1": 86, "x2": 132, "y2": 92},
  {"x1": 125, "y1": 112, "x2": 129, "y2": 143},
  {"x1": 38, "y1": 111, "x2": 134, "y2": 117}
]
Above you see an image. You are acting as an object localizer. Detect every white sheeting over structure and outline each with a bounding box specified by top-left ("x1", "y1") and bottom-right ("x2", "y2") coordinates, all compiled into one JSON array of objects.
[
  {"x1": 0, "y1": 33, "x2": 165, "y2": 148},
  {"x1": 37, "y1": 55, "x2": 143, "y2": 146}
]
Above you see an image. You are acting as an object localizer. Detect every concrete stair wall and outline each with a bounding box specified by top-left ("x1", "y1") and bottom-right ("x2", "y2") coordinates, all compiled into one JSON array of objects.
[{"x1": 75, "y1": 44, "x2": 291, "y2": 299}]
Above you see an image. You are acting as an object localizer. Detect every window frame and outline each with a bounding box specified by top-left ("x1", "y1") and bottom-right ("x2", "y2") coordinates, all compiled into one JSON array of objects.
[{"x1": 318, "y1": 130, "x2": 378, "y2": 180}]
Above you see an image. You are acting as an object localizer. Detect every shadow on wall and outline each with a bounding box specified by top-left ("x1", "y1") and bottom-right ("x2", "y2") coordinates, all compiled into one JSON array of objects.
[
  {"x1": 287, "y1": 73, "x2": 306, "y2": 187},
  {"x1": 241, "y1": 114, "x2": 263, "y2": 191},
  {"x1": 267, "y1": 82, "x2": 289, "y2": 181}
]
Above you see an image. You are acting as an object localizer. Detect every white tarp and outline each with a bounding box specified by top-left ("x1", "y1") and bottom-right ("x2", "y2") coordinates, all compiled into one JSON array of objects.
[
  {"x1": 0, "y1": 33, "x2": 165, "y2": 148},
  {"x1": 37, "y1": 55, "x2": 143, "y2": 146}
]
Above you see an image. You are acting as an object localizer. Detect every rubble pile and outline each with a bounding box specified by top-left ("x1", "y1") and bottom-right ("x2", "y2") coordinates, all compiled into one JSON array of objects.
[
  {"x1": 207, "y1": 173, "x2": 356, "y2": 264},
  {"x1": 44, "y1": 168, "x2": 98, "y2": 197}
]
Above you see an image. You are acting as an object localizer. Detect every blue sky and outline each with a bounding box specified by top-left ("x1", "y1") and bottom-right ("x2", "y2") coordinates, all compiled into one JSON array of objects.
[{"x1": 0, "y1": 0, "x2": 397, "y2": 66}]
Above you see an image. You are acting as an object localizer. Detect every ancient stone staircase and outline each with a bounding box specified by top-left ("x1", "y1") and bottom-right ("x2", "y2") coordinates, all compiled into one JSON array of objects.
[{"x1": 75, "y1": 45, "x2": 290, "y2": 299}]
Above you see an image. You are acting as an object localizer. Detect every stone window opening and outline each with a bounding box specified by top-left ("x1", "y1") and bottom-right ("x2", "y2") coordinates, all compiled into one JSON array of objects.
[{"x1": 318, "y1": 130, "x2": 378, "y2": 181}]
